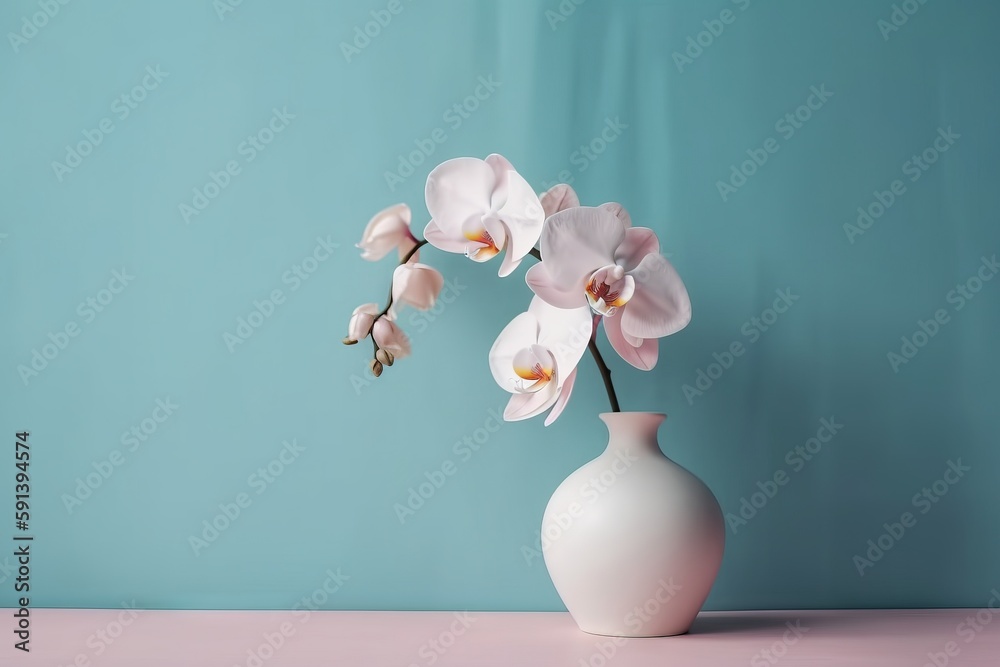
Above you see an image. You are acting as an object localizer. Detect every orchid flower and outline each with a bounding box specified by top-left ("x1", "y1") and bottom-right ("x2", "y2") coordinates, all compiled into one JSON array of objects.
[
  {"x1": 391, "y1": 262, "x2": 444, "y2": 313},
  {"x1": 357, "y1": 203, "x2": 420, "y2": 261},
  {"x1": 525, "y1": 205, "x2": 691, "y2": 371},
  {"x1": 489, "y1": 297, "x2": 593, "y2": 425},
  {"x1": 424, "y1": 154, "x2": 544, "y2": 277}
]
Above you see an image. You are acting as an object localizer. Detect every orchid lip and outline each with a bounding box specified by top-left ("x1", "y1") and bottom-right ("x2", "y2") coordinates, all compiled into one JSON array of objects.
[
  {"x1": 510, "y1": 344, "x2": 557, "y2": 393},
  {"x1": 585, "y1": 266, "x2": 633, "y2": 316},
  {"x1": 466, "y1": 241, "x2": 501, "y2": 261},
  {"x1": 512, "y1": 362, "x2": 553, "y2": 392},
  {"x1": 463, "y1": 220, "x2": 503, "y2": 261}
]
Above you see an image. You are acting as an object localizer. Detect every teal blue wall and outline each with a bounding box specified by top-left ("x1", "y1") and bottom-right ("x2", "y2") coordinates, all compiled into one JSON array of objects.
[{"x1": 2, "y1": 0, "x2": 998, "y2": 611}]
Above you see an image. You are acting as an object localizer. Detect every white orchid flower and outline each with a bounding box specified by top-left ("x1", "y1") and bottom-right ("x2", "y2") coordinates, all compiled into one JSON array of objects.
[
  {"x1": 424, "y1": 154, "x2": 544, "y2": 277},
  {"x1": 489, "y1": 297, "x2": 593, "y2": 425},
  {"x1": 525, "y1": 205, "x2": 690, "y2": 370}
]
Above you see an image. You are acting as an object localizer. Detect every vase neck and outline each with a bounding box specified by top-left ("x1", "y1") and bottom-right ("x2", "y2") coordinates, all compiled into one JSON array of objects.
[{"x1": 599, "y1": 412, "x2": 666, "y2": 454}]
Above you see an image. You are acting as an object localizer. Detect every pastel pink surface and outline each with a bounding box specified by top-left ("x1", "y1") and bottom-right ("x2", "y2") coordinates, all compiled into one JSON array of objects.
[{"x1": 5, "y1": 609, "x2": 998, "y2": 666}]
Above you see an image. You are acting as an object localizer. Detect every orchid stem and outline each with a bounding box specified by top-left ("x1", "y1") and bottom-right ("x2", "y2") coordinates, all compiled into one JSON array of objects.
[
  {"x1": 378, "y1": 239, "x2": 429, "y2": 319},
  {"x1": 527, "y1": 246, "x2": 621, "y2": 413},
  {"x1": 587, "y1": 336, "x2": 621, "y2": 413}
]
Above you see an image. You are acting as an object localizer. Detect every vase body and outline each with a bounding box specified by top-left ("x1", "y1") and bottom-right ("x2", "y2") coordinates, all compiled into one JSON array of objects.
[{"x1": 541, "y1": 412, "x2": 724, "y2": 637}]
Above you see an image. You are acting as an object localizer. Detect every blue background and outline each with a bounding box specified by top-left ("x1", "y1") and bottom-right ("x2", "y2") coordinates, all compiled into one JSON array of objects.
[{"x1": 1, "y1": 0, "x2": 998, "y2": 611}]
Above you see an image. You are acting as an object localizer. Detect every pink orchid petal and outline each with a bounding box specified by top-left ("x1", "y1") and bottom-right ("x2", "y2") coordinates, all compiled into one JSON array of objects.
[
  {"x1": 525, "y1": 263, "x2": 586, "y2": 310},
  {"x1": 544, "y1": 367, "x2": 578, "y2": 426},
  {"x1": 599, "y1": 202, "x2": 632, "y2": 228},
  {"x1": 424, "y1": 220, "x2": 469, "y2": 254},
  {"x1": 503, "y1": 382, "x2": 560, "y2": 422},
  {"x1": 614, "y1": 227, "x2": 660, "y2": 272},
  {"x1": 621, "y1": 254, "x2": 692, "y2": 339},
  {"x1": 604, "y1": 311, "x2": 659, "y2": 370},
  {"x1": 541, "y1": 184, "x2": 580, "y2": 217},
  {"x1": 485, "y1": 153, "x2": 513, "y2": 210},
  {"x1": 497, "y1": 167, "x2": 544, "y2": 266},
  {"x1": 538, "y1": 206, "x2": 624, "y2": 287},
  {"x1": 622, "y1": 328, "x2": 643, "y2": 347},
  {"x1": 425, "y1": 158, "x2": 496, "y2": 238},
  {"x1": 529, "y1": 297, "x2": 593, "y2": 376},
  {"x1": 496, "y1": 243, "x2": 524, "y2": 277},
  {"x1": 372, "y1": 318, "x2": 411, "y2": 359},
  {"x1": 347, "y1": 303, "x2": 380, "y2": 340},
  {"x1": 489, "y1": 312, "x2": 541, "y2": 393}
]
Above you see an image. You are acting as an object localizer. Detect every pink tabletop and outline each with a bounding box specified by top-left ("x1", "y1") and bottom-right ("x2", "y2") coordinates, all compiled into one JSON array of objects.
[{"x1": 4, "y1": 608, "x2": 998, "y2": 666}]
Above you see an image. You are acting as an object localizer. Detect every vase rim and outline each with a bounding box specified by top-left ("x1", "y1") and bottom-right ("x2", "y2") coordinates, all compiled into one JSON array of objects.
[{"x1": 598, "y1": 411, "x2": 666, "y2": 417}]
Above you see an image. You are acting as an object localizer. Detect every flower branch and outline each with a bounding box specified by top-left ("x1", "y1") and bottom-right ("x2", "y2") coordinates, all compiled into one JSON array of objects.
[{"x1": 344, "y1": 154, "x2": 691, "y2": 425}]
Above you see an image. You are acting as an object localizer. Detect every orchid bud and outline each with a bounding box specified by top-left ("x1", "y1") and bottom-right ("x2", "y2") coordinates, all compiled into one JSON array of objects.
[
  {"x1": 376, "y1": 349, "x2": 394, "y2": 366},
  {"x1": 357, "y1": 203, "x2": 419, "y2": 261},
  {"x1": 392, "y1": 262, "x2": 445, "y2": 311},
  {"x1": 371, "y1": 318, "x2": 411, "y2": 360},
  {"x1": 370, "y1": 359, "x2": 384, "y2": 377},
  {"x1": 348, "y1": 303, "x2": 379, "y2": 342}
]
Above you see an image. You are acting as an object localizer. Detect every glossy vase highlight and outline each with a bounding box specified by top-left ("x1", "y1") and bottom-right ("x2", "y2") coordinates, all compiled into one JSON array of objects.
[{"x1": 541, "y1": 412, "x2": 724, "y2": 637}]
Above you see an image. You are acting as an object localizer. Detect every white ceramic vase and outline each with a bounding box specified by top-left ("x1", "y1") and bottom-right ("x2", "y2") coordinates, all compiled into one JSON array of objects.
[{"x1": 541, "y1": 412, "x2": 724, "y2": 637}]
